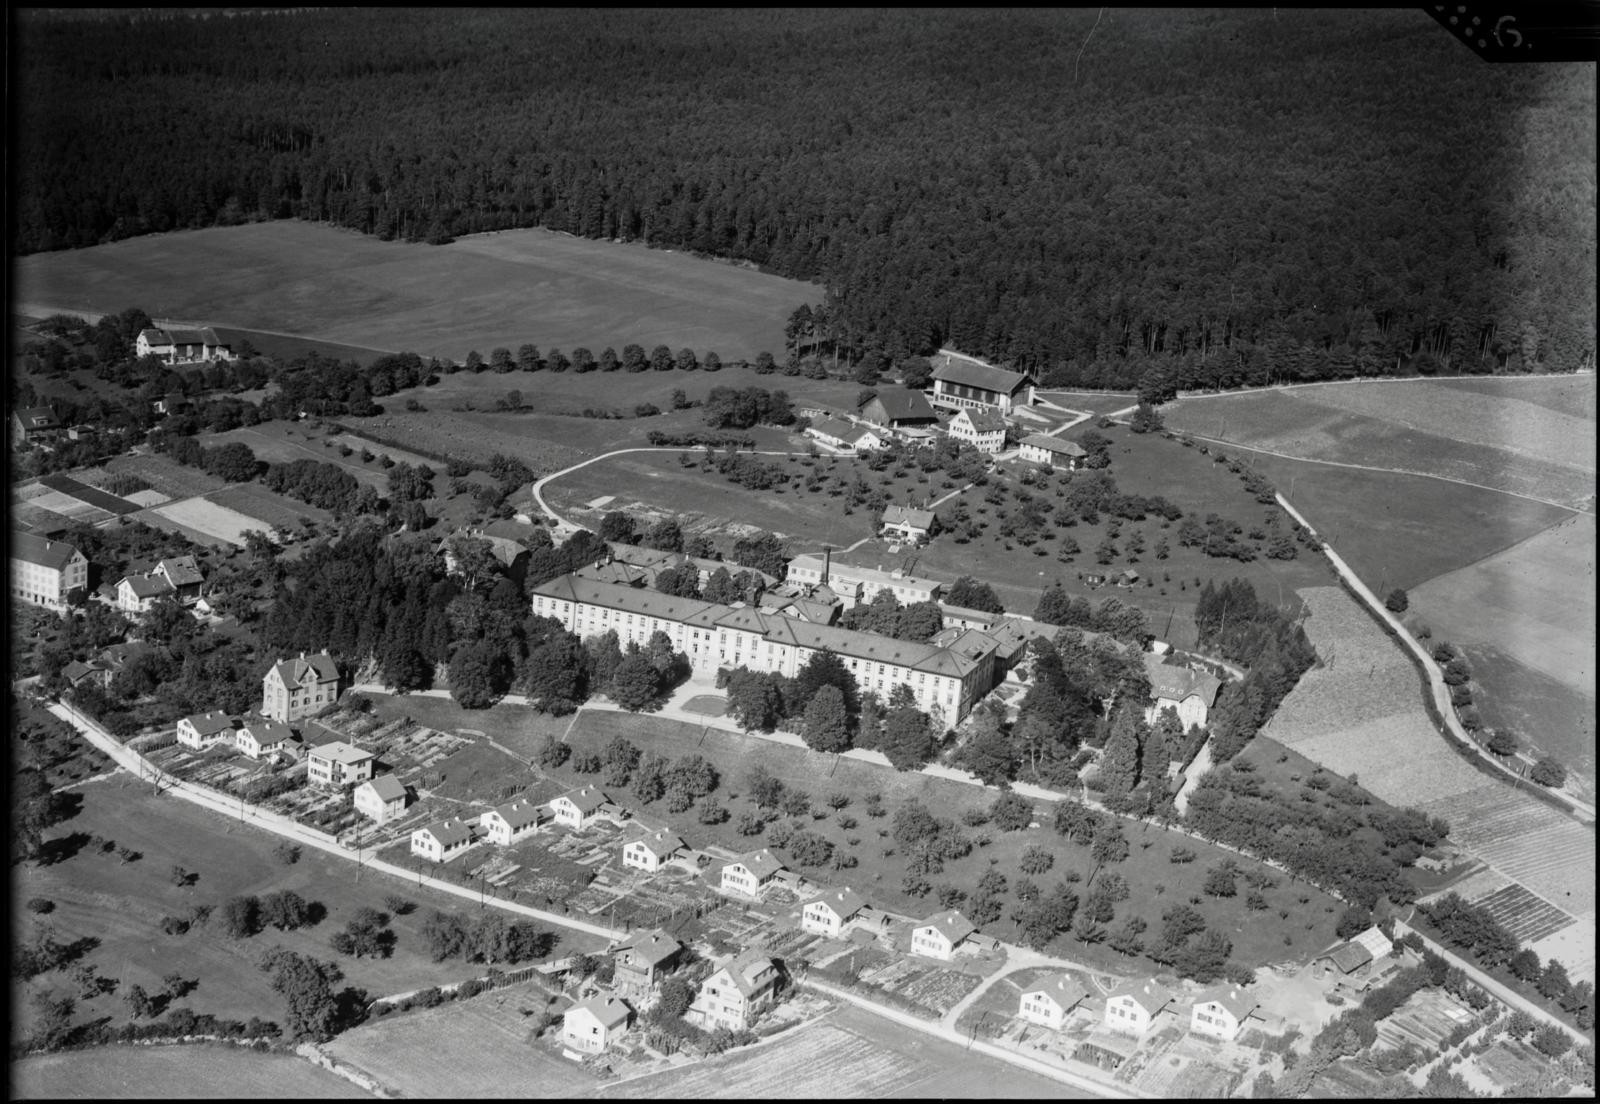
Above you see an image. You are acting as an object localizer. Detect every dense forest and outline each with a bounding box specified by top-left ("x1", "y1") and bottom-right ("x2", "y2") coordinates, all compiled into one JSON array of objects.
[{"x1": 13, "y1": 9, "x2": 1596, "y2": 385}]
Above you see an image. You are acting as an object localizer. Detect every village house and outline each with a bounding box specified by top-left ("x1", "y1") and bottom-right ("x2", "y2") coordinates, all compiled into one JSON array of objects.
[
  {"x1": 353, "y1": 775, "x2": 409, "y2": 824},
  {"x1": 95, "y1": 641, "x2": 161, "y2": 686},
  {"x1": 11, "y1": 405, "x2": 62, "y2": 448},
  {"x1": 236, "y1": 719, "x2": 294, "y2": 760},
  {"x1": 801, "y1": 887, "x2": 867, "y2": 937},
  {"x1": 590, "y1": 541, "x2": 779, "y2": 594},
  {"x1": 261, "y1": 650, "x2": 341, "y2": 723},
  {"x1": 11, "y1": 531, "x2": 88, "y2": 612},
  {"x1": 114, "y1": 554, "x2": 208, "y2": 615},
  {"x1": 1019, "y1": 975, "x2": 1093, "y2": 1030},
  {"x1": 549, "y1": 784, "x2": 612, "y2": 830},
  {"x1": 946, "y1": 408, "x2": 1009, "y2": 454},
  {"x1": 686, "y1": 950, "x2": 781, "y2": 1032},
  {"x1": 610, "y1": 929, "x2": 684, "y2": 1000},
  {"x1": 1190, "y1": 984, "x2": 1259, "y2": 1041},
  {"x1": 1103, "y1": 978, "x2": 1175, "y2": 1036},
  {"x1": 929, "y1": 354, "x2": 1034, "y2": 415},
  {"x1": 62, "y1": 659, "x2": 109, "y2": 690},
  {"x1": 621, "y1": 827, "x2": 685, "y2": 873},
  {"x1": 529, "y1": 571, "x2": 998, "y2": 723},
  {"x1": 1142, "y1": 654, "x2": 1224, "y2": 729},
  {"x1": 561, "y1": 994, "x2": 633, "y2": 1055},
  {"x1": 858, "y1": 388, "x2": 938, "y2": 432},
  {"x1": 911, "y1": 909, "x2": 978, "y2": 960},
  {"x1": 879, "y1": 505, "x2": 935, "y2": 544},
  {"x1": 438, "y1": 520, "x2": 542, "y2": 585},
  {"x1": 805, "y1": 415, "x2": 886, "y2": 452},
  {"x1": 1017, "y1": 433, "x2": 1088, "y2": 470},
  {"x1": 114, "y1": 572, "x2": 173, "y2": 615},
  {"x1": 136, "y1": 326, "x2": 235, "y2": 364},
  {"x1": 176, "y1": 711, "x2": 238, "y2": 750},
  {"x1": 720, "y1": 848, "x2": 785, "y2": 897},
  {"x1": 480, "y1": 796, "x2": 542, "y2": 846},
  {"x1": 410, "y1": 817, "x2": 476, "y2": 863},
  {"x1": 306, "y1": 741, "x2": 375, "y2": 788}
]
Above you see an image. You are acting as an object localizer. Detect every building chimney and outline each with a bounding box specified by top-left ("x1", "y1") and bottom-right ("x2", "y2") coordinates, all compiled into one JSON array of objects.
[{"x1": 823, "y1": 546, "x2": 831, "y2": 587}]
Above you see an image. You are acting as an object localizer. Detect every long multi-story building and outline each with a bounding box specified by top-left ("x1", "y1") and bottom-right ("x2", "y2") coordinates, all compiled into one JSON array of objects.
[
  {"x1": 11, "y1": 531, "x2": 88, "y2": 612},
  {"x1": 530, "y1": 573, "x2": 999, "y2": 722},
  {"x1": 785, "y1": 554, "x2": 942, "y2": 605}
]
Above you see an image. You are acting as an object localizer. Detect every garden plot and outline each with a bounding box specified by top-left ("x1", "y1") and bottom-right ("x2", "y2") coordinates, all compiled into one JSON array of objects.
[
  {"x1": 208, "y1": 482, "x2": 333, "y2": 533},
  {"x1": 12, "y1": 501, "x2": 76, "y2": 532},
  {"x1": 123, "y1": 488, "x2": 169, "y2": 507},
  {"x1": 859, "y1": 958, "x2": 982, "y2": 1018},
  {"x1": 1131, "y1": 1033, "x2": 1246, "y2": 1098},
  {"x1": 1466, "y1": 1038, "x2": 1563, "y2": 1094},
  {"x1": 1372, "y1": 987, "x2": 1473, "y2": 1052},
  {"x1": 24, "y1": 486, "x2": 117, "y2": 525}
]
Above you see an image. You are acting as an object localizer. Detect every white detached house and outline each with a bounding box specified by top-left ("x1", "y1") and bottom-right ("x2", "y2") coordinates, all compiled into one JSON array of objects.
[
  {"x1": 306, "y1": 741, "x2": 375, "y2": 788},
  {"x1": 549, "y1": 785, "x2": 612, "y2": 830},
  {"x1": 1104, "y1": 978, "x2": 1174, "y2": 1037},
  {"x1": 236, "y1": 719, "x2": 294, "y2": 760},
  {"x1": 719, "y1": 849, "x2": 784, "y2": 897},
  {"x1": 1019, "y1": 975, "x2": 1092, "y2": 1030},
  {"x1": 353, "y1": 775, "x2": 408, "y2": 824},
  {"x1": 562, "y1": 994, "x2": 633, "y2": 1054},
  {"x1": 947, "y1": 408, "x2": 1008, "y2": 454},
  {"x1": 176, "y1": 711, "x2": 238, "y2": 750},
  {"x1": 1190, "y1": 984, "x2": 1259, "y2": 1041},
  {"x1": 622, "y1": 827, "x2": 685, "y2": 873},
  {"x1": 801, "y1": 887, "x2": 867, "y2": 937},
  {"x1": 262, "y1": 650, "x2": 341, "y2": 723},
  {"x1": 686, "y1": 950, "x2": 780, "y2": 1031},
  {"x1": 480, "y1": 796, "x2": 542, "y2": 846},
  {"x1": 411, "y1": 817, "x2": 476, "y2": 863},
  {"x1": 911, "y1": 909, "x2": 977, "y2": 961}
]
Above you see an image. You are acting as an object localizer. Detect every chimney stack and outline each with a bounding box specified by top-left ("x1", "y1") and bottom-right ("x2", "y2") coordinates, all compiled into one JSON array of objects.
[{"x1": 823, "y1": 546, "x2": 831, "y2": 586}]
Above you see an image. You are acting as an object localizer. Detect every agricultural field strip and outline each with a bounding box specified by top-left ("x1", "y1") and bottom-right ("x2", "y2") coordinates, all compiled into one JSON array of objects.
[
  {"x1": 152, "y1": 494, "x2": 268, "y2": 546},
  {"x1": 204, "y1": 425, "x2": 392, "y2": 489},
  {"x1": 207, "y1": 482, "x2": 333, "y2": 530},
  {"x1": 106, "y1": 452, "x2": 228, "y2": 498},
  {"x1": 1418, "y1": 785, "x2": 1597, "y2": 916}
]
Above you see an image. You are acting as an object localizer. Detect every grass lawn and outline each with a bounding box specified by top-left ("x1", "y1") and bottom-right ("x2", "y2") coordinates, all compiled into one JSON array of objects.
[
  {"x1": 210, "y1": 324, "x2": 388, "y2": 368},
  {"x1": 13, "y1": 220, "x2": 819, "y2": 362},
  {"x1": 365, "y1": 693, "x2": 572, "y2": 762},
  {"x1": 15, "y1": 776, "x2": 588, "y2": 1042},
  {"x1": 553, "y1": 712, "x2": 1342, "y2": 971},
  {"x1": 201, "y1": 424, "x2": 395, "y2": 490}
]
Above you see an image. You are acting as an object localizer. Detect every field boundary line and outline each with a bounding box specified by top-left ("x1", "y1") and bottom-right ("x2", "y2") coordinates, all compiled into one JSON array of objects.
[{"x1": 1179, "y1": 432, "x2": 1592, "y2": 516}]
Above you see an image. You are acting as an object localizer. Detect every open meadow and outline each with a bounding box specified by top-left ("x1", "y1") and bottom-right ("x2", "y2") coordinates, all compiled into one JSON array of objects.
[
  {"x1": 598, "y1": 1002, "x2": 1091, "y2": 1099},
  {"x1": 324, "y1": 979, "x2": 596, "y2": 1098},
  {"x1": 11, "y1": 1043, "x2": 369, "y2": 1100},
  {"x1": 12, "y1": 220, "x2": 819, "y2": 362},
  {"x1": 553, "y1": 710, "x2": 1343, "y2": 969},
  {"x1": 1410, "y1": 512, "x2": 1595, "y2": 786},
  {"x1": 15, "y1": 777, "x2": 587, "y2": 1042},
  {"x1": 1164, "y1": 376, "x2": 1598, "y2": 510},
  {"x1": 342, "y1": 368, "x2": 865, "y2": 475}
]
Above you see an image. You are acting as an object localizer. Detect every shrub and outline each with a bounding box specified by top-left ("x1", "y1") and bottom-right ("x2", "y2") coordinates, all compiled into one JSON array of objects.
[
  {"x1": 1170, "y1": 846, "x2": 1196, "y2": 864},
  {"x1": 27, "y1": 897, "x2": 54, "y2": 914},
  {"x1": 1530, "y1": 757, "x2": 1567, "y2": 788}
]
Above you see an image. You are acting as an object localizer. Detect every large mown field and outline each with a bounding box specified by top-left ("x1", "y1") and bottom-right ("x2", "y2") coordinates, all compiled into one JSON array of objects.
[
  {"x1": 11, "y1": 1043, "x2": 369, "y2": 1100},
  {"x1": 15, "y1": 777, "x2": 596, "y2": 1043},
  {"x1": 598, "y1": 1003, "x2": 1092, "y2": 1099},
  {"x1": 1163, "y1": 376, "x2": 1598, "y2": 510},
  {"x1": 12, "y1": 220, "x2": 819, "y2": 362},
  {"x1": 1410, "y1": 513, "x2": 1595, "y2": 787}
]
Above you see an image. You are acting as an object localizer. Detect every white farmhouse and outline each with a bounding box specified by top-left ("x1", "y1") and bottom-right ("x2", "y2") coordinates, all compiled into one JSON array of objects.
[
  {"x1": 236, "y1": 719, "x2": 293, "y2": 760},
  {"x1": 353, "y1": 775, "x2": 408, "y2": 824},
  {"x1": 911, "y1": 909, "x2": 977, "y2": 961},
  {"x1": 946, "y1": 408, "x2": 1008, "y2": 454},
  {"x1": 306, "y1": 741, "x2": 375, "y2": 788},
  {"x1": 1190, "y1": 984, "x2": 1259, "y2": 1041},
  {"x1": 480, "y1": 796, "x2": 542, "y2": 846},
  {"x1": 1142, "y1": 654, "x2": 1223, "y2": 730},
  {"x1": 176, "y1": 711, "x2": 238, "y2": 750},
  {"x1": 562, "y1": 994, "x2": 633, "y2": 1054},
  {"x1": 411, "y1": 817, "x2": 475, "y2": 863},
  {"x1": 549, "y1": 784, "x2": 612, "y2": 830},
  {"x1": 686, "y1": 950, "x2": 780, "y2": 1031},
  {"x1": 719, "y1": 849, "x2": 785, "y2": 897},
  {"x1": 1104, "y1": 978, "x2": 1174, "y2": 1037}
]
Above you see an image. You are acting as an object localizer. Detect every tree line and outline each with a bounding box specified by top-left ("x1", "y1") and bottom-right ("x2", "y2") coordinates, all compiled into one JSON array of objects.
[{"x1": 15, "y1": 10, "x2": 1593, "y2": 380}]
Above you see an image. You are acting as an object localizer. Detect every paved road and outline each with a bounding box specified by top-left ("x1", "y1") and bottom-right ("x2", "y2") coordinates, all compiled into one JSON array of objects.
[{"x1": 1274, "y1": 495, "x2": 1595, "y2": 824}]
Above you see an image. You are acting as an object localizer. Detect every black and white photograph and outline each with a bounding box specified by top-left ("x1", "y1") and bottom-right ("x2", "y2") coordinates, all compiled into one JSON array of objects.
[{"x1": 8, "y1": 7, "x2": 1595, "y2": 1099}]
